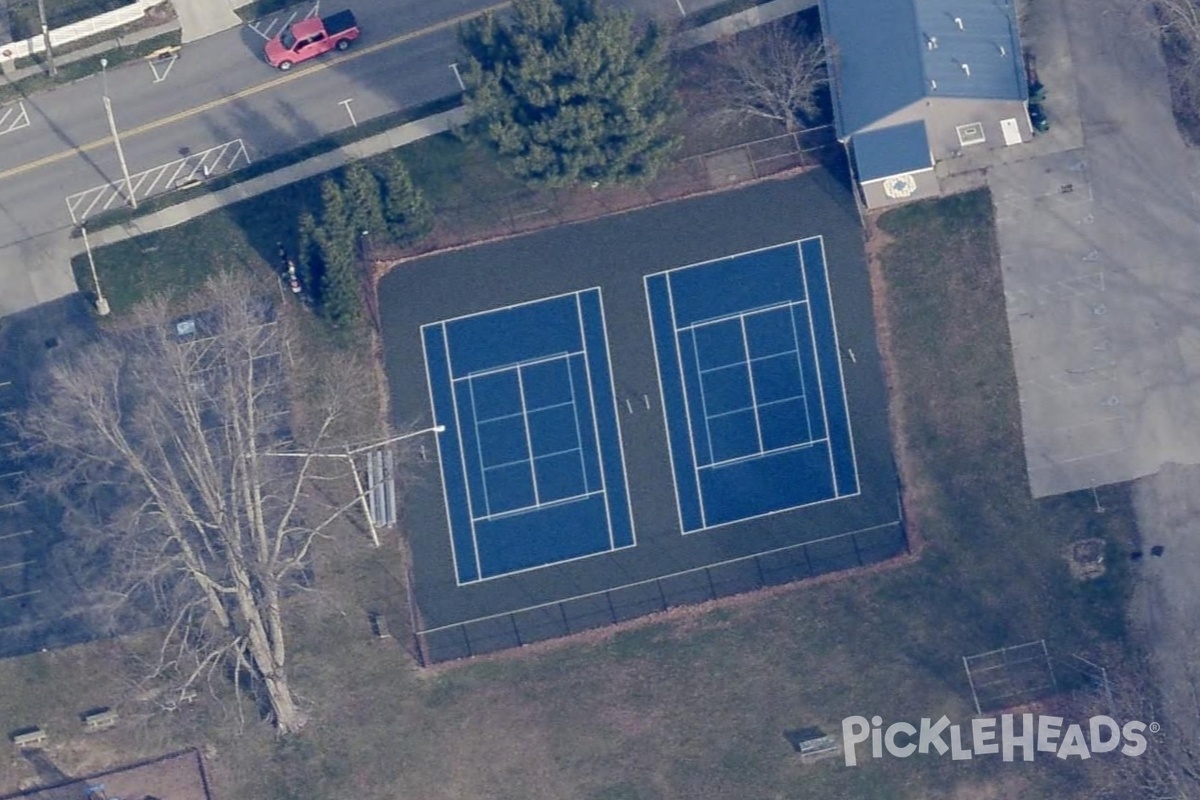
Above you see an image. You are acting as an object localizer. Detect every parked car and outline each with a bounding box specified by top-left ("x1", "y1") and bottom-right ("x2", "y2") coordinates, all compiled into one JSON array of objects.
[{"x1": 264, "y1": 10, "x2": 359, "y2": 71}]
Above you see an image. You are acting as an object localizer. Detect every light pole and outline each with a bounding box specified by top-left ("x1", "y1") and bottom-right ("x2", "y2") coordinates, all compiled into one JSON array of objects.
[
  {"x1": 80, "y1": 226, "x2": 109, "y2": 316},
  {"x1": 36, "y1": 0, "x2": 56, "y2": 77},
  {"x1": 258, "y1": 424, "x2": 444, "y2": 547},
  {"x1": 100, "y1": 58, "x2": 136, "y2": 210}
]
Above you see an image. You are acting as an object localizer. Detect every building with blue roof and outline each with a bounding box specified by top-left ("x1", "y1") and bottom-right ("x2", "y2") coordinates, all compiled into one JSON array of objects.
[{"x1": 818, "y1": 0, "x2": 1030, "y2": 207}]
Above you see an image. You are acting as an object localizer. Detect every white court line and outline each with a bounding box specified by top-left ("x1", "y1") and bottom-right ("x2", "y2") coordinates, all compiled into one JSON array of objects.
[
  {"x1": 686, "y1": 326, "x2": 718, "y2": 466},
  {"x1": 515, "y1": 365, "x2": 540, "y2": 506},
  {"x1": 594, "y1": 288, "x2": 638, "y2": 548},
  {"x1": 701, "y1": 439, "x2": 824, "y2": 471},
  {"x1": 444, "y1": 326, "x2": 483, "y2": 581},
  {"x1": 677, "y1": 299, "x2": 797, "y2": 332},
  {"x1": 565, "y1": 350, "x2": 590, "y2": 492},
  {"x1": 643, "y1": 275, "x2": 688, "y2": 537},
  {"x1": 471, "y1": 397, "x2": 573, "y2": 426},
  {"x1": 652, "y1": 236, "x2": 823, "y2": 279},
  {"x1": 798, "y1": 241, "x2": 837, "y2": 490},
  {"x1": 786, "y1": 303, "x2": 816, "y2": 442},
  {"x1": 811, "y1": 236, "x2": 861, "y2": 496},
  {"x1": 575, "y1": 292, "x2": 613, "y2": 547},
  {"x1": 432, "y1": 286, "x2": 596, "y2": 328},
  {"x1": 437, "y1": 287, "x2": 636, "y2": 584},
  {"x1": 0, "y1": 529, "x2": 32, "y2": 541},
  {"x1": 0, "y1": 589, "x2": 39, "y2": 602},
  {"x1": 459, "y1": 349, "x2": 580, "y2": 381},
  {"x1": 465, "y1": 372, "x2": 492, "y2": 527},
  {"x1": 705, "y1": 392, "x2": 805, "y2": 421},
  {"x1": 476, "y1": 489, "x2": 605, "y2": 524},
  {"x1": 0, "y1": 561, "x2": 33, "y2": 571},
  {"x1": 739, "y1": 315, "x2": 765, "y2": 452},
  {"x1": 666, "y1": 276, "x2": 708, "y2": 530},
  {"x1": 420, "y1": 325, "x2": 463, "y2": 585}
]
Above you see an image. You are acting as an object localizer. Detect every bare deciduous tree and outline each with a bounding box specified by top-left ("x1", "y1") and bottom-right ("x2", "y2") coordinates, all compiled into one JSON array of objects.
[
  {"x1": 22, "y1": 273, "x2": 372, "y2": 735},
  {"x1": 705, "y1": 18, "x2": 828, "y2": 133},
  {"x1": 1153, "y1": 0, "x2": 1200, "y2": 62},
  {"x1": 1069, "y1": 649, "x2": 1200, "y2": 799}
]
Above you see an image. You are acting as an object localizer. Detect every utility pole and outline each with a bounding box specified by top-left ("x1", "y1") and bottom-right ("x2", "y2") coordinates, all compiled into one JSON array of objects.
[
  {"x1": 36, "y1": 0, "x2": 56, "y2": 77},
  {"x1": 100, "y1": 58, "x2": 137, "y2": 209}
]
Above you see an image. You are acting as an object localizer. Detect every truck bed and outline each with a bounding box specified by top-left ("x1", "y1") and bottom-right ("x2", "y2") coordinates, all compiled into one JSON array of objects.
[{"x1": 323, "y1": 9, "x2": 357, "y2": 35}]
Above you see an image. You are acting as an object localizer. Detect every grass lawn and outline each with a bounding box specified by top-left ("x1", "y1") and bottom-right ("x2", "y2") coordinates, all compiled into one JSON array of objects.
[
  {"x1": 7, "y1": 0, "x2": 135, "y2": 40},
  {"x1": 15, "y1": 186, "x2": 1138, "y2": 799},
  {"x1": 72, "y1": 131, "x2": 519, "y2": 316}
]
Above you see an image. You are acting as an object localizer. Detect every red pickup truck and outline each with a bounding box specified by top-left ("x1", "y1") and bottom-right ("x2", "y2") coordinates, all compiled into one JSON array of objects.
[{"x1": 264, "y1": 9, "x2": 359, "y2": 70}]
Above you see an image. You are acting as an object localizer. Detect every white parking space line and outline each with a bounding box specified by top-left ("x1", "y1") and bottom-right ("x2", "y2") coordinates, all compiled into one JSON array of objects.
[
  {"x1": 449, "y1": 63, "x2": 465, "y2": 90},
  {"x1": 0, "y1": 101, "x2": 30, "y2": 137},
  {"x1": 149, "y1": 52, "x2": 179, "y2": 83},
  {"x1": 65, "y1": 138, "x2": 251, "y2": 224},
  {"x1": 247, "y1": 1, "x2": 320, "y2": 41},
  {"x1": 339, "y1": 98, "x2": 357, "y2": 127}
]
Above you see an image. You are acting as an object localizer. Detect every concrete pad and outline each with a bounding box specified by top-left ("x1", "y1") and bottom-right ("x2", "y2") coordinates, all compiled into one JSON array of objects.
[
  {"x1": 987, "y1": 0, "x2": 1200, "y2": 498},
  {"x1": 173, "y1": 0, "x2": 242, "y2": 44},
  {"x1": 0, "y1": 232, "x2": 79, "y2": 317}
]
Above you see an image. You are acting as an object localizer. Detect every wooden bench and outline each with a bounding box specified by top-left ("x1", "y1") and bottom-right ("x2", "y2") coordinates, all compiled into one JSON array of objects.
[
  {"x1": 82, "y1": 709, "x2": 119, "y2": 732},
  {"x1": 369, "y1": 612, "x2": 392, "y2": 640},
  {"x1": 12, "y1": 728, "x2": 46, "y2": 748}
]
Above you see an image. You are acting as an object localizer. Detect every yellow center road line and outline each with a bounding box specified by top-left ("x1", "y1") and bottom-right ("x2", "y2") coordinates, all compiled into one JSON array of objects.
[{"x1": 0, "y1": 1, "x2": 508, "y2": 184}]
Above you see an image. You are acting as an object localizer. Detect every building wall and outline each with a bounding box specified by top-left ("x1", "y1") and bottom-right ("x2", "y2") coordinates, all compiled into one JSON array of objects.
[{"x1": 858, "y1": 97, "x2": 1031, "y2": 162}]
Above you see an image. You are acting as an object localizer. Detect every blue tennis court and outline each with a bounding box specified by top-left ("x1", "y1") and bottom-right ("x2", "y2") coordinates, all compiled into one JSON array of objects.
[
  {"x1": 645, "y1": 237, "x2": 859, "y2": 532},
  {"x1": 422, "y1": 289, "x2": 635, "y2": 584}
]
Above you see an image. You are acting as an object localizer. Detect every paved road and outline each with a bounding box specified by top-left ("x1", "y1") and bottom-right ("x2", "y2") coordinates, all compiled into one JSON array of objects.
[{"x1": 0, "y1": 0, "x2": 726, "y2": 316}]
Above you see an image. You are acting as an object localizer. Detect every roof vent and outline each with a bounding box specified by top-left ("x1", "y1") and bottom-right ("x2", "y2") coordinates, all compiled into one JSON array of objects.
[
  {"x1": 927, "y1": 35, "x2": 938, "y2": 49},
  {"x1": 930, "y1": 79, "x2": 938, "y2": 90},
  {"x1": 999, "y1": 45, "x2": 1006, "y2": 56},
  {"x1": 954, "y1": 16, "x2": 964, "y2": 30},
  {"x1": 961, "y1": 62, "x2": 971, "y2": 77}
]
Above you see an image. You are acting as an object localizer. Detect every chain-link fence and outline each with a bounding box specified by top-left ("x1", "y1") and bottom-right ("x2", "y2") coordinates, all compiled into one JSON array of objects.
[{"x1": 409, "y1": 125, "x2": 842, "y2": 258}]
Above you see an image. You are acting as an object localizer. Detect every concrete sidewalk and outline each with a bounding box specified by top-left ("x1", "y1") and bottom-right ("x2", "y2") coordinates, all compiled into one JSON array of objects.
[
  {"x1": 87, "y1": 106, "x2": 469, "y2": 248},
  {"x1": 172, "y1": 0, "x2": 243, "y2": 43},
  {"x1": 0, "y1": 19, "x2": 181, "y2": 82}
]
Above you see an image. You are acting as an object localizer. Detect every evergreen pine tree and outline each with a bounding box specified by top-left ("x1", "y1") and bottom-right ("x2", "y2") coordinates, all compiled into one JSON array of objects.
[
  {"x1": 459, "y1": 0, "x2": 680, "y2": 188},
  {"x1": 296, "y1": 210, "x2": 322, "y2": 298},
  {"x1": 341, "y1": 162, "x2": 387, "y2": 246},
  {"x1": 377, "y1": 155, "x2": 432, "y2": 246},
  {"x1": 315, "y1": 178, "x2": 362, "y2": 329}
]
